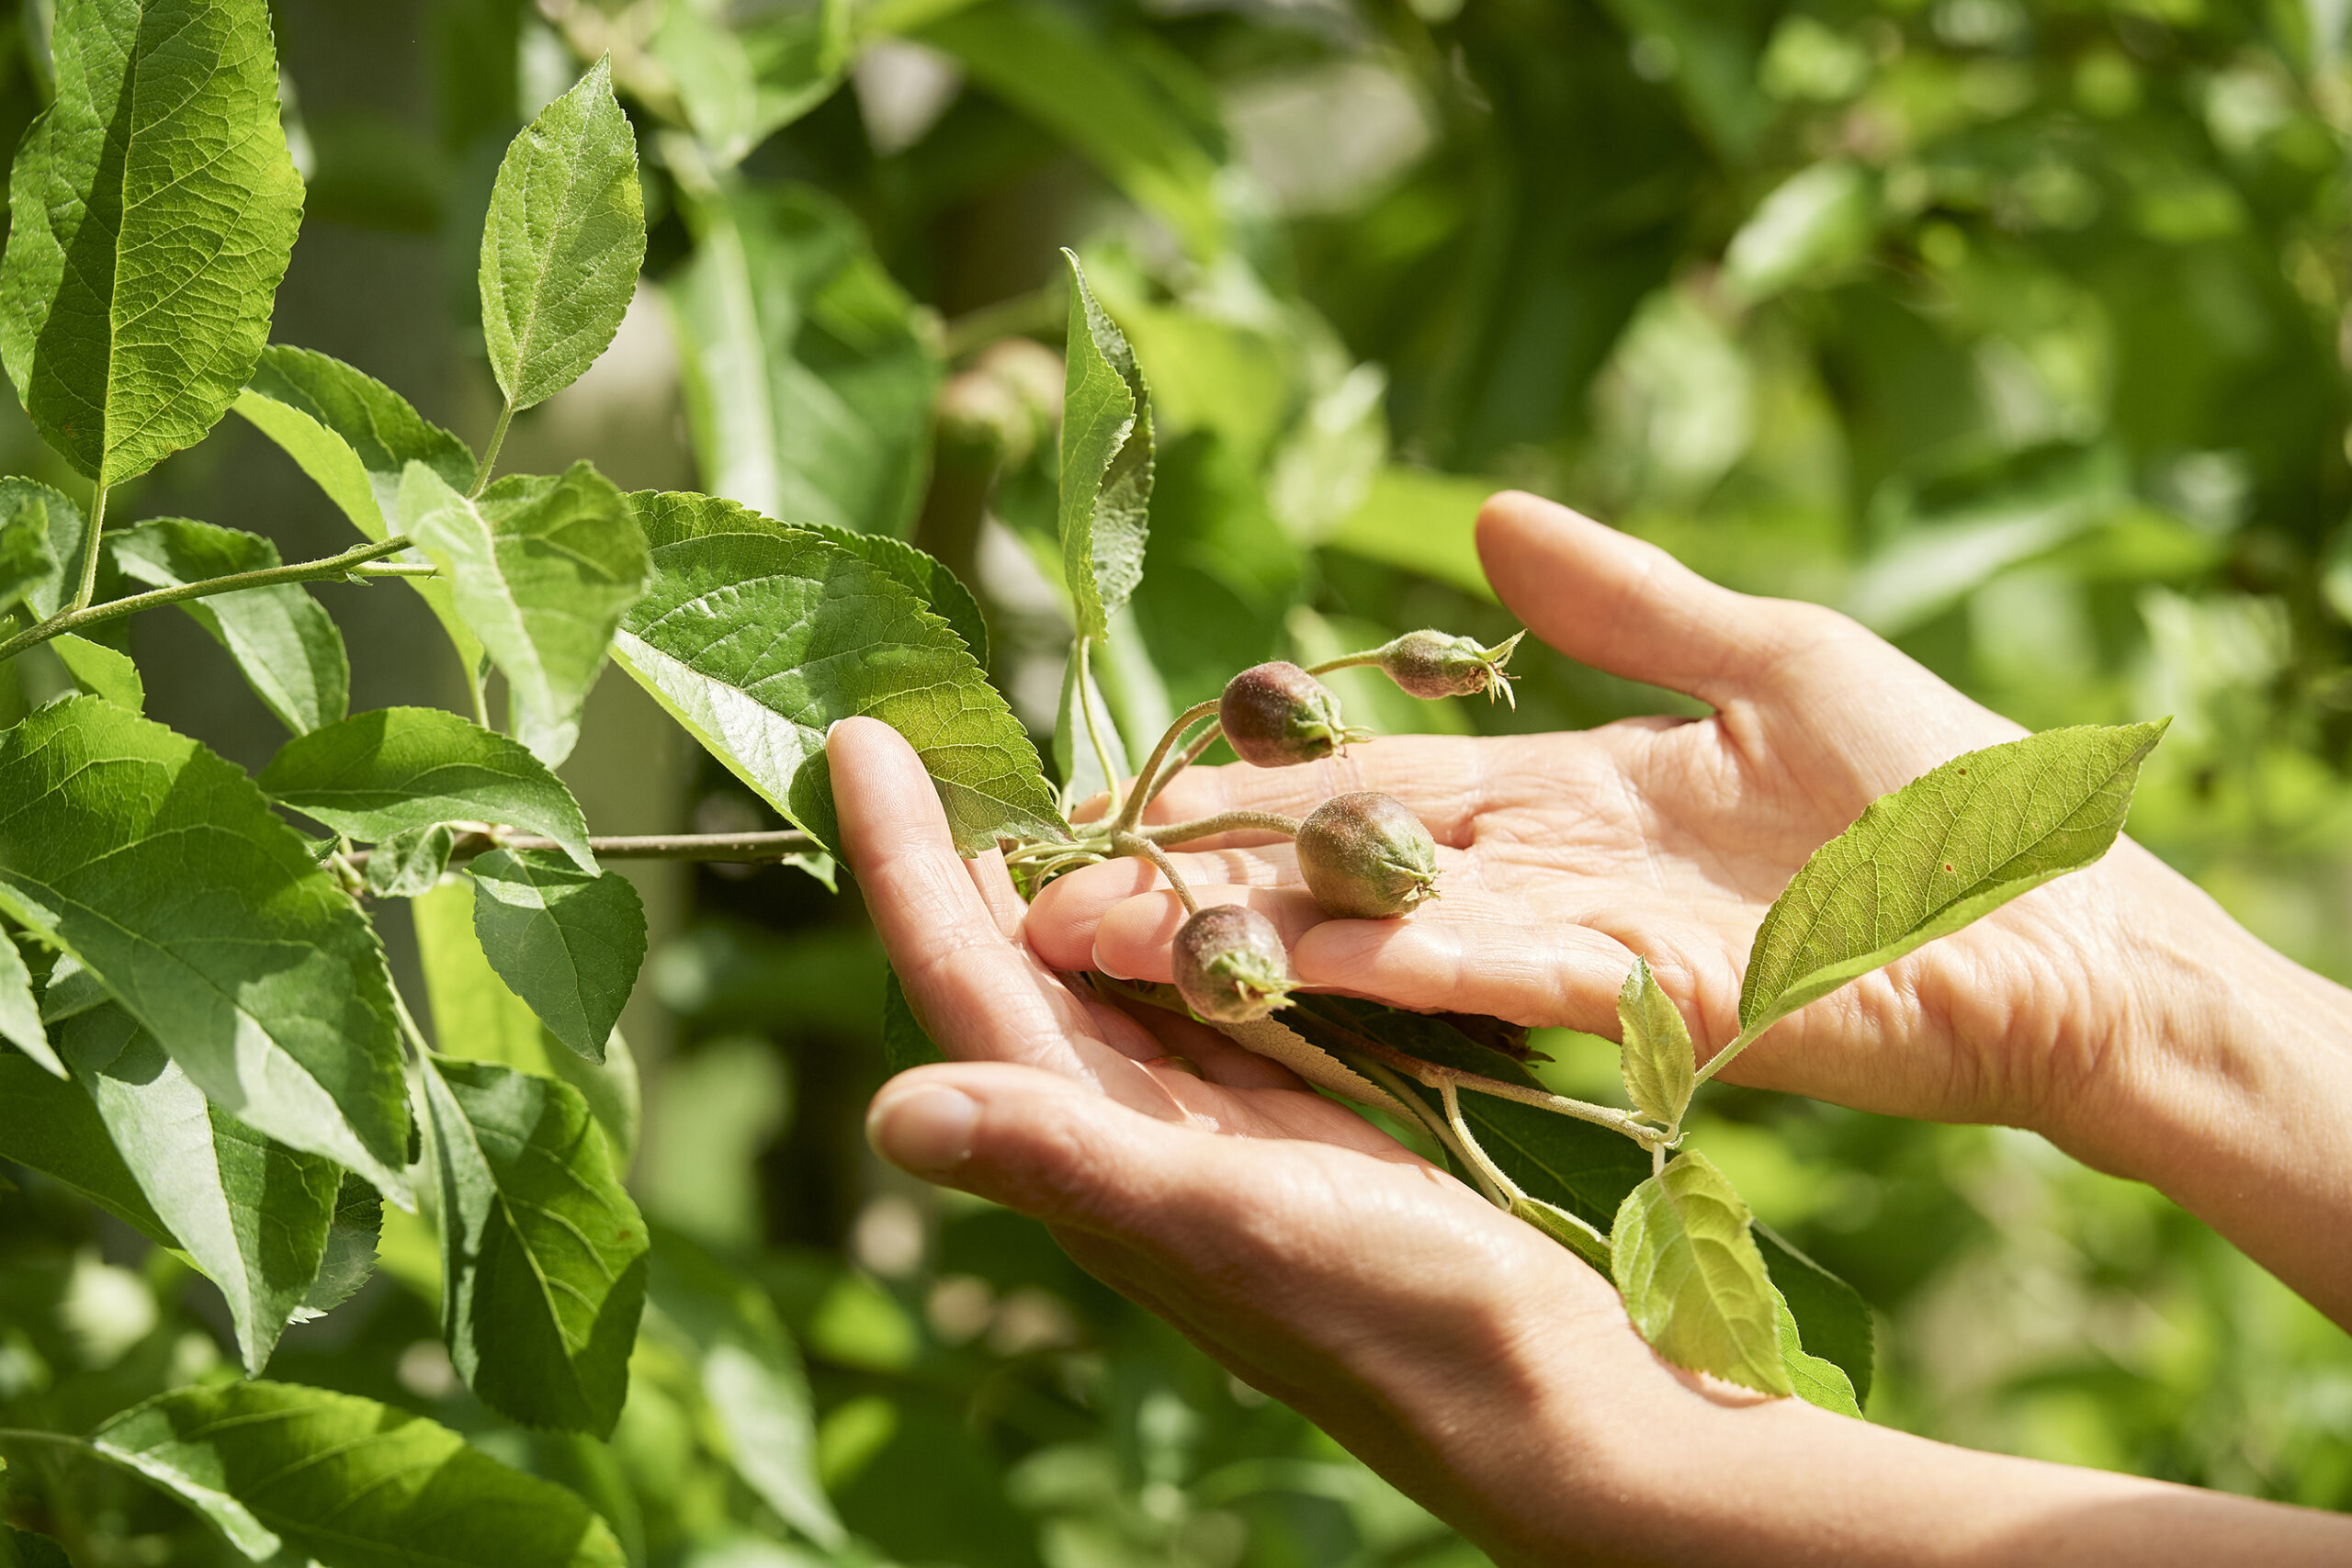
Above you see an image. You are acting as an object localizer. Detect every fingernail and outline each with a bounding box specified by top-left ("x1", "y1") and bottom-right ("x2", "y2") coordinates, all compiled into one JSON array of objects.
[{"x1": 866, "y1": 1085, "x2": 979, "y2": 1176}]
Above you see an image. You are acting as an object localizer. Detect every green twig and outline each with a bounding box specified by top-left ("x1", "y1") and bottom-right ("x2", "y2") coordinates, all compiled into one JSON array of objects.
[
  {"x1": 345, "y1": 827, "x2": 820, "y2": 874},
  {"x1": 0, "y1": 535, "x2": 421, "y2": 664},
  {"x1": 472, "y1": 400, "x2": 514, "y2": 497},
  {"x1": 1116, "y1": 698, "x2": 1220, "y2": 833},
  {"x1": 1075, "y1": 636, "x2": 1127, "y2": 821},
  {"x1": 1111, "y1": 830, "x2": 1199, "y2": 916},
  {"x1": 1688, "y1": 1019, "x2": 1770, "y2": 1092},
  {"x1": 68, "y1": 481, "x2": 107, "y2": 614},
  {"x1": 1139, "y1": 717, "x2": 1224, "y2": 815},
  {"x1": 1142, "y1": 809, "x2": 1303, "y2": 845},
  {"x1": 1352, "y1": 1039, "x2": 1662, "y2": 1150},
  {"x1": 1302, "y1": 650, "x2": 1382, "y2": 677}
]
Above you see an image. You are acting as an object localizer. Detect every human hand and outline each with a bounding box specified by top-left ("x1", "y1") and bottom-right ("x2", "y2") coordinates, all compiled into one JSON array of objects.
[{"x1": 1027, "y1": 491, "x2": 2283, "y2": 1180}]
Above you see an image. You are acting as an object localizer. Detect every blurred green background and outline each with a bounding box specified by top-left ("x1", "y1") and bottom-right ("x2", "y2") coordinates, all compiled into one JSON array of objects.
[{"x1": 9, "y1": 0, "x2": 2352, "y2": 1561}]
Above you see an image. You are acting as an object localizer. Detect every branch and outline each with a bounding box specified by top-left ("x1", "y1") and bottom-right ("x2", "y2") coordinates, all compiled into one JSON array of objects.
[
  {"x1": 345, "y1": 827, "x2": 822, "y2": 873},
  {"x1": 0, "y1": 535, "x2": 424, "y2": 663}
]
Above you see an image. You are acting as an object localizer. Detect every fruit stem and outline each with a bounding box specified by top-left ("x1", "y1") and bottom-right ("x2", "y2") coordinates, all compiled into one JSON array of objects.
[
  {"x1": 1138, "y1": 717, "x2": 1224, "y2": 814},
  {"x1": 1357, "y1": 1042, "x2": 1666, "y2": 1151},
  {"x1": 1111, "y1": 830, "x2": 1199, "y2": 915},
  {"x1": 1302, "y1": 649, "x2": 1384, "y2": 677},
  {"x1": 1353, "y1": 1056, "x2": 1491, "y2": 1189},
  {"x1": 1439, "y1": 1077, "x2": 1521, "y2": 1211},
  {"x1": 1116, "y1": 698, "x2": 1219, "y2": 833},
  {"x1": 1075, "y1": 636, "x2": 1128, "y2": 820},
  {"x1": 1143, "y1": 809, "x2": 1303, "y2": 846}
]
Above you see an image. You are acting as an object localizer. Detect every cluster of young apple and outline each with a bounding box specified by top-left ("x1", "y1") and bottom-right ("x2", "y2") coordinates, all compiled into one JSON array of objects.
[{"x1": 1158, "y1": 629, "x2": 1522, "y2": 1025}]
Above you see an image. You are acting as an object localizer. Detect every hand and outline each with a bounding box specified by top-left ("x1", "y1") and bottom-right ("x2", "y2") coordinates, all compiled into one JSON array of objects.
[
  {"x1": 1030, "y1": 492, "x2": 2267, "y2": 1171},
  {"x1": 832, "y1": 713, "x2": 2352, "y2": 1565}
]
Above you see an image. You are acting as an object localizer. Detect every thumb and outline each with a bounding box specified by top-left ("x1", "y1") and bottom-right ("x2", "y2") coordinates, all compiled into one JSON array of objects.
[{"x1": 1476, "y1": 491, "x2": 1842, "y2": 706}]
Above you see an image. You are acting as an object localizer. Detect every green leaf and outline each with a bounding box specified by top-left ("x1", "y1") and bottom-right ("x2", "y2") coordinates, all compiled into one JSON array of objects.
[
  {"x1": 1774, "y1": 1283, "x2": 1862, "y2": 1417},
  {"x1": 53, "y1": 1005, "x2": 339, "y2": 1374},
  {"x1": 0, "y1": 699, "x2": 413, "y2": 1198},
  {"x1": 778, "y1": 516, "x2": 987, "y2": 664},
  {"x1": 1510, "y1": 1194, "x2": 1612, "y2": 1273},
  {"x1": 232, "y1": 344, "x2": 482, "y2": 668},
  {"x1": 880, "y1": 965, "x2": 945, "y2": 1074},
  {"x1": 88, "y1": 1381, "x2": 628, "y2": 1567},
  {"x1": 259, "y1": 706, "x2": 595, "y2": 871},
  {"x1": 651, "y1": 0, "x2": 851, "y2": 166},
  {"x1": 1611, "y1": 1151, "x2": 1792, "y2": 1396},
  {"x1": 645, "y1": 1227, "x2": 847, "y2": 1550},
  {"x1": 420, "y1": 1055, "x2": 650, "y2": 1437},
  {"x1": 413, "y1": 875, "x2": 639, "y2": 1170},
  {"x1": 1056, "y1": 252, "x2": 1153, "y2": 642},
  {"x1": 665, "y1": 182, "x2": 943, "y2": 538},
  {"x1": 1740, "y1": 721, "x2": 2169, "y2": 1039},
  {"x1": 611, "y1": 490, "x2": 1065, "y2": 854},
  {"x1": 1755, "y1": 1221, "x2": 1874, "y2": 1405},
  {"x1": 398, "y1": 461, "x2": 650, "y2": 766},
  {"x1": 479, "y1": 57, "x2": 646, "y2": 412},
  {"x1": 0, "y1": 930, "x2": 62, "y2": 1077},
  {"x1": 0, "y1": 499, "x2": 57, "y2": 615},
  {"x1": 365, "y1": 822, "x2": 461, "y2": 898},
  {"x1": 469, "y1": 849, "x2": 646, "y2": 1065},
  {"x1": 0, "y1": 1049, "x2": 175, "y2": 1241},
  {"x1": 295, "y1": 1170, "x2": 382, "y2": 1322},
  {"x1": 0, "y1": 0, "x2": 303, "y2": 483},
  {"x1": 50, "y1": 633, "x2": 141, "y2": 708},
  {"x1": 109, "y1": 518, "x2": 350, "y2": 735},
  {"x1": 1616, "y1": 958, "x2": 1693, "y2": 1127},
  {"x1": 0, "y1": 1527, "x2": 69, "y2": 1568}
]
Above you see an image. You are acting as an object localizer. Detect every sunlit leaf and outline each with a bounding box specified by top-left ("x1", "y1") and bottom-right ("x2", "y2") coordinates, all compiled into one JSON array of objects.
[
  {"x1": 1756, "y1": 1222, "x2": 1873, "y2": 1405},
  {"x1": 0, "y1": 929, "x2": 62, "y2": 1077},
  {"x1": 1056, "y1": 252, "x2": 1152, "y2": 642},
  {"x1": 0, "y1": 0, "x2": 302, "y2": 483},
  {"x1": 652, "y1": 0, "x2": 852, "y2": 165},
  {"x1": 89, "y1": 1381, "x2": 628, "y2": 1567},
  {"x1": 1616, "y1": 958, "x2": 1693, "y2": 1126},
  {"x1": 110, "y1": 518, "x2": 349, "y2": 735},
  {"x1": 1611, "y1": 1151, "x2": 1791, "y2": 1395},
  {"x1": 479, "y1": 57, "x2": 646, "y2": 412},
  {"x1": 421, "y1": 1055, "x2": 649, "y2": 1437},
  {"x1": 1774, "y1": 1282, "x2": 1861, "y2": 1417},
  {"x1": 1742, "y1": 721, "x2": 2168, "y2": 1039},
  {"x1": 0, "y1": 700, "x2": 412, "y2": 1197},
  {"x1": 0, "y1": 479, "x2": 80, "y2": 618},
  {"x1": 50, "y1": 633, "x2": 140, "y2": 708}
]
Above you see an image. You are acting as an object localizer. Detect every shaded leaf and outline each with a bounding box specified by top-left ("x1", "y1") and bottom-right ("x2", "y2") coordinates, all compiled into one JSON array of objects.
[
  {"x1": 0, "y1": 1049, "x2": 175, "y2": 1241},
  {"x1": 0, "y1": 479, "x2": 80, "y2": 618},
  {"x1": 365, "y1": 822, "x2": 461, "y2": 899},
  {"x1": 665, "y1": 182, "x2": 942, "y2": 537},
  {"x1": 0, "y1": 1528, "x2": 69, "y2": 1568},
  {"x1": 1616, "y1": 957, "x2": 1693, "y2": 1126},
  {"x1": 1774, "y1": 1284, "x2": 1861, "y2": 1417},
  {"x1": 612, "y1": 489, "x2": 1064, "y2": 854},
  {"x1": 0, "y1": 0, "x2": 303, "y2": 483},
  {"x1": 880, "y1": 965, "x2": 944, "y2": 1075},
  {"x1": 646, "y1": 1226, "x2": 847, "y2": 1550},
  {"x1": 259, "y1": 706, "x2": 595, "y2": 871},
  {"x1": 399, "y1": 461, "x2": 650, "y2": 766},
  {"x1": 413, "y1": 876, "x2": 639, "y2": 1170},
  {"x1": 1053, "y1": 644, "x2": 1129, "y2": 808},
  {"x1": 0, "y1": 929, "x2": 62, "y2": 1077},
  {"x1": 480, "y1": 57, "x2": 646, "y2": 412},
  {"x1": 1742, "y1": 721, "x2": 2168, "y2": 1038},
  {"x1": 294, "y1": 1171, "x2": 383, "y2": 1322},
  {"x1": 233, "y1": 344, "x2": 482, "y2": 667},
  {"x1": 54, "y1": 1005, "x2": 339, "y2": 1373},
  {"x1": 1611, "y1": 1151, "x2": 1791, "y2": 1395},
  {"x1": 110, "y1": 517, "x2": 349, "y2": 735},
  {"x1": 421, "y1": 1055, "x2": 649, "y2": 1437},
  {"x1": 50, "y1": 633, "x2": 140, "y2": 708},
  {"x1": 0, "y1": 699, "x2": 412, "y2": 1198},
  {"x1": 89, "y1": 1380, "x2": 627, "y2": 1567},
  {"x1": 1756, "y1": 1221, "x2": 1873, "y2": 1405},
  {"x1": 1056, "y1": 251, "x2": 1152, "y2": 641},
  {"x1": 0, "y1": 499, "x2": 56, "y2": 615},
  {"x1": 652, "y1": 0, "x2": 851, "y2": 166},
  {"x1": 469, "y1": 849, "x2": 646, "y2": 1064}
]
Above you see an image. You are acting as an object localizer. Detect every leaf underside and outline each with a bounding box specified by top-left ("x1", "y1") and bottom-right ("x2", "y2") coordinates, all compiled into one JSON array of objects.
[
  {"x1": 1611, "y1": 1151, "x2": 1792, "y2": 1396},
  {"x1": 1056, "y1": 251, "x2": 1154, "y2": 642}
]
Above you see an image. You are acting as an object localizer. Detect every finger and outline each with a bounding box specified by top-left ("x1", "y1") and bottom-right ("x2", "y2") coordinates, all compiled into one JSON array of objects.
[
  {"x1": 829, "y1": 718, "x2": 1180, "y2": 1111},
  {"x1": 1289, "y1": 897, "x2": 1645, "y2": 1031},
  {"x1": 965, "y1": 847, "x2": 1026, "y2": 939},
  {"x1": 1139, "y1": 737, "x2": 1498, "y2": 840},
  {"x1": 1476, "y1": 491, "x2": 1846, "y2": 707},
  {"x1": 1095, "y1": 991, "x2": 1308, "y2": 1091},
  {"x1": 1027, "y1": 849, "x2": 1298, "y2": 971}
]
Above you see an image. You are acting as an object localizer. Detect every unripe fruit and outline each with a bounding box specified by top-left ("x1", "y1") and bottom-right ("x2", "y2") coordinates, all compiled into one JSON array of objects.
[
  {"x1": 1219, "y1": 661, "x2": 1366, "y2": 768},
  {"x1": 1296, "y1": 791, "x2": 1440, "y2": 919},
  {"x1": 1374, "y1": 629, "x2": 1525, "y2": 708},
  {"x1": 1171, "y1": 904, "x2": 1295, "y2": 1022}
]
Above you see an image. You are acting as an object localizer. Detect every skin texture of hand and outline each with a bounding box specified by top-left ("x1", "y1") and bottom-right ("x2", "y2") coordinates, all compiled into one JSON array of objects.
[
  {"x1": 1028, "y1": 491, "x2": 2352, "y2": 1326},
  {"x1": 832, "y1": 712, "x2": 2352, "y2": 1565}
]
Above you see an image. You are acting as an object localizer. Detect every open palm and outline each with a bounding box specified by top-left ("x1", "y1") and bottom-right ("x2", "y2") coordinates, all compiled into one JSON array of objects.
[{"x1": 1029, "y1": 492, "x2": 2207, "y2": 1150}]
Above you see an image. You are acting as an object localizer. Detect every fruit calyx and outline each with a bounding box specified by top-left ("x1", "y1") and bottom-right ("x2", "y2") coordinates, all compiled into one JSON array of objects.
[
  {"x1": 1295, "y1": 790, "x2": 1440, "y2": 919},
  {"x1": 1219, "y1": 661, "x2": 1370, "y2": 768},
  {"x1": 1172, "y1": 903, "x2": 1295, "y2": 1022},
  {"x1": 1373, "y1": 629, "x2": 1525, "y2": 707}
]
